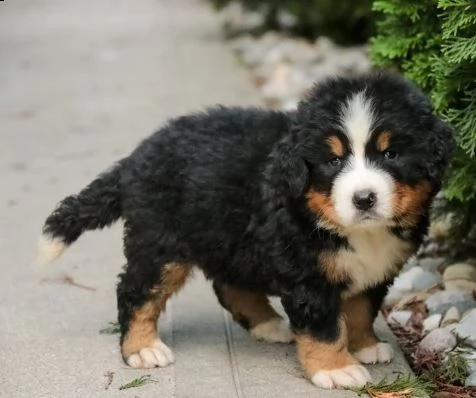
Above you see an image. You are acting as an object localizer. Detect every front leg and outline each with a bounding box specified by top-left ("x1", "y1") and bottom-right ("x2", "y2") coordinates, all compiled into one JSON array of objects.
[
  {"x1": 343, "y1": 284, "x2": 394, "y2": 364},
  {"x1": 281, "y1": 284, "x2": 372, "y2": 389}
]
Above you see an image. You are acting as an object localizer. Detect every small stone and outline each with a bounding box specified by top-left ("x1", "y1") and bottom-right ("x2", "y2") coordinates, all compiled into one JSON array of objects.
[
  {"x1": 440, "y1": 306, "x2": 460, "y2": 327},
  {"x1": 428, "y1": 220, "x2": 450, "y2": 240},
  {"x1": 465, "y1": 371, "x2": 476, "y2": 387},
  {"x1": 419, "y1": 257, "x2": 445, "y2": 273},
  {"x1": 462, "y1": 352, "x2": 476, "y2": 372},
  {"x1": 392, "y1": 266, "x2": 441, "y2": 292},
  {"x1": 413, "y1": 271, "x2": 441, "y2": 291},
  {"x1": 425, "y1": 289, "x2": 473, "y2": 312},
  {"x1": 443, "y1": 263, "x2": 476, "y2": 293},
  {"x1": 419, "y1": 328, "x2": 457, "y2": 352},
  {"x1": 388, "y1": 310, "x2": 413, "y2": 326},
  {"x1": 422, "y1": 241, "x2": 440, "y2": 255},
  {"x1": 453, "y1": 309, "x2": 476, "y2": 348},
  {"x1": 314, "y1": 36, "x2": 336, "y2": 53},
  {"x1": 430, "y1": 300, "x2": 476, "y2": 317},
  {"x1": 383, "y1": 288, "x2": 408, "y2": 308},
  {"x1": 423, "y1": 314, "x2": 442, "y2": 332},
  {"x1": 392, "y1": 266, "x2": 424, "y2": 290}
]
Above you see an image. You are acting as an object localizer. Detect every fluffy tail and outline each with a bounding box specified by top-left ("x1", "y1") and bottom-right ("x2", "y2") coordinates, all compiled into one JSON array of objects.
[{"x1": 38, "y1": 162, "x2": 123, "y2": 265}]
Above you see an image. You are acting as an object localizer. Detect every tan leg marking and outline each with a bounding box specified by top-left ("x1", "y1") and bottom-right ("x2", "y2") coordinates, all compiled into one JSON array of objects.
[
  {"x1": 296, "y1": 318, "x2": 371, "y2": 389},
  {"x1": 121, "y1": 263, "x2": 191, "y2": 367},
  {"x1": 342, "y1": 293, "x2": 393, "y2": 364},
  {"x1": 215, "y1": 285, "x2": 293, "y2": 343}
]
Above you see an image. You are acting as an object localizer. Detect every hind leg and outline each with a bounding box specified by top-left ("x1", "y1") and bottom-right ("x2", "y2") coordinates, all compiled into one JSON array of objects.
[
  {"x1": 213, "y1": 282, "x2": 293, "y2": 343},
  {"x1": 118, "y1": 260, "x2": 191, "y2": 368}
]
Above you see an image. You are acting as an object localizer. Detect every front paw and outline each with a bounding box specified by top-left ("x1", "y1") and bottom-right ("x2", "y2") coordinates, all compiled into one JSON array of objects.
[
  {"x1": 124, "y1": 339, "x2": 175, "y2": 369},
  {"x1": 311, "y1": 364, "x2": 372, "y2": 389},
  {"x1": 353, "y1": 342, "x2": 394, "y2": 364}
]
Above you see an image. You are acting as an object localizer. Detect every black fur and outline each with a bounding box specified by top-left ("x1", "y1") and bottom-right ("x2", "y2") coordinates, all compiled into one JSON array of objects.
[{"x1": 42, "y1": 72, "x2": 455, "y2": 361}]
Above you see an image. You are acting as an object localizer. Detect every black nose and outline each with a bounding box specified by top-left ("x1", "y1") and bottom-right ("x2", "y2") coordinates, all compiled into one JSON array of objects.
[{"x1": 352, "y1": 189, "x2": 376, "y2": 211}]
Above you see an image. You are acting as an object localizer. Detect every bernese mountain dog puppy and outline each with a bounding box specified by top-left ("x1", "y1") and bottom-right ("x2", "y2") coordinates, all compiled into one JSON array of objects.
[{"x1": 38, "y1": 72, "x2": 455, "y2": 390}]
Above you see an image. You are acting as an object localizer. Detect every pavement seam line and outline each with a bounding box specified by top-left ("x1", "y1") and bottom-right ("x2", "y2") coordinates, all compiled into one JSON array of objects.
[{"x1": 223, "y1": 309, "x2": 245, "y2": 398}]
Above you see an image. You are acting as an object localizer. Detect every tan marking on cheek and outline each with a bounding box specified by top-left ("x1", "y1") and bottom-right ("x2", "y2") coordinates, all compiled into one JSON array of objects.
[
  {"x1": 376, "y1": 131, "x2": 391, "y2": 152},
  {"x1": 306, "y1": 190, "x2": 342, "y2": 228},
  {"x1": 326, "y1": 135, "x2": 344, "y2": 157},
  {"x1": 296, "y1": 318, "x2": 358, "y2": 377},
  {"x1": 392, "y1": 181, "x2": 432, "y2": 227},
  {"x1": 342, "y1": 293, "x2": 379, "y2": 352},
  {"x1": 318, "y1": 252, "x2": 348, "y2": 284},
  {"x1": 121, "y1": 263, "x2": 191, "y2": 358},
  {"x1": 214, "y1": 284, "x2": 279, "y2": 329}
]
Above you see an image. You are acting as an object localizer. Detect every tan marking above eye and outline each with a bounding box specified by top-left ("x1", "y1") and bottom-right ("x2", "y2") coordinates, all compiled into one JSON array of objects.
[
  {"x1": 376, "y1": 131, "x2": 391, "y2": 152},
  {"x1": 326, "y1": 135, "x2": 344, "y2": 157}
]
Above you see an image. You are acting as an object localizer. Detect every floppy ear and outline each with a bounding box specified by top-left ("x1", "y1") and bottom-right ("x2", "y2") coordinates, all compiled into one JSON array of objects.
[
  {"x1": 264, "y1": 136, "x2": 309, "y2": 199},
  {"x1": 427, "y1": 117, "x2": 456, "y2": 188}
]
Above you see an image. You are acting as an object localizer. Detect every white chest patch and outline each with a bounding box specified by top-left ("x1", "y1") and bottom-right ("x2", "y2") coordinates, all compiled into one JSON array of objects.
[{"x1": 335, "y1": 226, "x2": 412, "y2": 296}]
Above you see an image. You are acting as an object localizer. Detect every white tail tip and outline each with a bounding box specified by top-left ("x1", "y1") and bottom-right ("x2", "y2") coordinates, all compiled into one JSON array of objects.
[{"x1": 37, "y1": 234, "x2": 67, "y2": 265}]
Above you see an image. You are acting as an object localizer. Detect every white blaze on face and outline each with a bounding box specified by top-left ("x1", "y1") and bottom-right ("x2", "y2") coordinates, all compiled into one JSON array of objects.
[{"x1": 332, "y1": 91, "x2": 394, "y2": 227}]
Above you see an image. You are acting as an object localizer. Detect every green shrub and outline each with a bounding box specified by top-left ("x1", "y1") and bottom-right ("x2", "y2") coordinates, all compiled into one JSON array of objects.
[
  {"x1": 209, "y1": 0, "x2": 374, "y2": 44},
  {"x1": 371, "y1": 0, "x2": 476, "y2": 251}
]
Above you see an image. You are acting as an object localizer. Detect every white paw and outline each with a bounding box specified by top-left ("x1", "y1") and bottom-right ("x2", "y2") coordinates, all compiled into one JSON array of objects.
[
  {"x1": 125, "y1": 339, "x2": 175, "y2": 369},
  {"x1": 250, "y1": 317, "x2": 294, "y2": 343},
  {"x1": 311, "y1": 364, "x2": 371, "y2": 389},
  {"x1": 353, "y1": 342, "x2": 394, "y2": 364}
]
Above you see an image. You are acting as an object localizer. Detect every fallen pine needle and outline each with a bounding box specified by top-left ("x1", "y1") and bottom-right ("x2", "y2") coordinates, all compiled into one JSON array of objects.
[
  {"x1": 118, "y1": 375, "x2": 156, "y2": 390},
  {"x1": 99, "y1": 322, "x2": 120, "y2": 335},
  {"x1": 348, "y1": 374, "x2": 435, "y2": 398}
]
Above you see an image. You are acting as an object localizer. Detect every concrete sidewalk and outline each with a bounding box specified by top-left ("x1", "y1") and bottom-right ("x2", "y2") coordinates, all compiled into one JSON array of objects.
[{"x1": 0, "y1": 1, "x2": 410, "y2": 396}]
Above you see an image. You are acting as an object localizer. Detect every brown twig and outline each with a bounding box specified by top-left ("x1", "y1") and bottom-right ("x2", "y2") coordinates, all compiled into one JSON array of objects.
[
  {"x1": 104, "y1": 371, "x2": 114, "y2": 390},
  {"x1": 41, "y1": 274, "x2": 96, "y2": 291}
]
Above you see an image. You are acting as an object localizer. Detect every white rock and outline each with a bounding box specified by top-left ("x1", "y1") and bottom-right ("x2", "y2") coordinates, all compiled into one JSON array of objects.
[
  {"x1": 419, "y1": 328, "x2": 457, "y2": 352},
  {"x1": 383, "y1": 288, "x2": 408, "y2": 308},
  {"x1": 425, "y1": 289, "x2": 473, "y2": 312},
  {"x1": 392, "y1": 266, "x2": 440, "y2": 291},
  {"x1": 419, "y1": 257, "x2": 445, "y2": 273},
  {"x1": 440, "y1": 306, "x2": 460, "y2": 327},
  {"x1": 388, "y1": 310, "x2": 412, "y2": 326},
  {"x1": 462, "y1": 352, "x2": 476, "y2": 372},
  {"x1": 465, "y1": 371, "x2": 476, "y2": 387},
  {"x1": 229, "y1": 34, "x2": 254, "y2": 54},
  {"x1": 443, "y1": 263, "x2": 476, "y2": 293},
  {"x1": 413, "y1": 271, "x2": 441, "y2": 290},
  {"x1": 392, "y1": 266, "x2": 425, "y2": 291},
  {"x1": 314, "y1": 36, "x2": 336, "y2": 53},
  {"x1": 428, "y1": 220, "x2": 450, "y2": 240},
  {"x1": 453, "y1": 309, "x2": 476, "y2": 348},
  {"x1": 423, "y1": 314, "x2": 442, "y2": 333}
]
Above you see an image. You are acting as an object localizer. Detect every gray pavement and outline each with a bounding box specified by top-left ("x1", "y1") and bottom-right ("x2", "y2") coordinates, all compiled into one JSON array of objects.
[{"x1": 0, "y1": 1, "x2": 411, "y2": 397}]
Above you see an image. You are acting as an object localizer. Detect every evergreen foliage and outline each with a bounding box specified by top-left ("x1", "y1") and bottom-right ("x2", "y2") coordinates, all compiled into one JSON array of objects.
[{"x1": 371, "y1": 0, "x2": 476, "y2": 246}]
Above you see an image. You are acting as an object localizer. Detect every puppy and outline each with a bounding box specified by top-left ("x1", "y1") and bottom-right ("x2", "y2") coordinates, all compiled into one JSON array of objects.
[{"x1": 38, "y1": 72, "x2": 455, "y2": 389}]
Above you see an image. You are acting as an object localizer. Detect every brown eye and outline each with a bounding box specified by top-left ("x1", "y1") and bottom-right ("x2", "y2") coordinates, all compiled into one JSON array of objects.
[
  {"x1": 383, "y1": 150, "x2": 398, "y2": 160},
  {"x1": 328, "y1": 157, "x2": 342, "y2": 167}
]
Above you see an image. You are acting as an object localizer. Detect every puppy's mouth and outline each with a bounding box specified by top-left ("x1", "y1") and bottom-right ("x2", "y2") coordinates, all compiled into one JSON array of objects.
[{"x1": 351, "y1": 211, "x2": 388, "y2": 226}]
